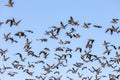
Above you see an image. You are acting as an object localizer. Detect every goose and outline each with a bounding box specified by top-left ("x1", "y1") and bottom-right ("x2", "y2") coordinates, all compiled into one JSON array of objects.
[
  {"x1": 111, "y1": 18, "x2": 119, "y2": 23},
  {"x1": 5, "y1": 0, "x2": 14, "y2": 7},
  {"x1": 68, "y1": 16, "x2": 79, "y2": 26},
  {"x1": 15, "y1": 31, "x2": 26, "y2": 38},
  {"x1": 6, "y1": 18, "x2": 14, "y2": 27}
]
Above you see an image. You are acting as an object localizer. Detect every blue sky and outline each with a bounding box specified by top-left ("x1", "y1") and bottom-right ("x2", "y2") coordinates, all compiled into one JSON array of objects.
[{"x1": 0, "y1": 0, "x2": 120, "y2": 80}]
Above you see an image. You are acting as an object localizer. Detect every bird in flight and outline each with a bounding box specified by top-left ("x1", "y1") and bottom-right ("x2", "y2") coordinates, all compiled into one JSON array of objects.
[
  {"x1": 5, "y1": 0, "x2": 14, "y2": 7},
  {"x1": 110, "y1": 18, "x2": 119, "y2": 23},
  {"x1": 68, "y1": 16, "x2": 79, "y2": 26}
]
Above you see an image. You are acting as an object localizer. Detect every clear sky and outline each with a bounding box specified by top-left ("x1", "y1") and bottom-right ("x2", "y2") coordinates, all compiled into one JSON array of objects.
[{"x1": 0, "y1": 0, "x2": 120, "y2": 80}]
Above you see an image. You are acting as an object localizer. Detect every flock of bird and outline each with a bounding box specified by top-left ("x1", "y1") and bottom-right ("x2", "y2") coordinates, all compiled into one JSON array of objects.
[{"x1": 0, "y1": 0, "x2": 120, "y2": 80}]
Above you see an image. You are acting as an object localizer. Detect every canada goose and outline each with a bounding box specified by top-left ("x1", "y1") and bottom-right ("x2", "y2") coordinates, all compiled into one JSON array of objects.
[
  {"x1": 93, "y1": 25, "x2": 102, "y2": 28},
  {"x1": 105, "y1": 27, "x2": 113, "y2": 35},
  {"x1": 5, "y1": 0, "x2": 14, "y2": 7},
  {"x1": 32, "y1": 60, "x2": 45, "y2": 64},
  {"x1": 77, "y1": 72, "x2": 83, "y2": 78},
  {"x1": 83, "y1": 23, "x2": 91, "y2": 28},
  {"x1": 2, "y1": 64, "x2": 12, "y2": 70},
  {"x1": 27, "y1": 71, "x2": 34, "y2": 76},
  {"x1": 66, "y1": 32, "x2": 73, "y2": 38},
  {"x1": 0, "y1": 49, "x2": 8, "y2": 56},
  {"x1": 49, "y1": 75, "x2": 62, "y2": 80},
  {"x1": 7, "y1": 72, "x2": 17, "y2": 77},
  {"x1": 73, "y1": 33, "x2": 80, "y2": 38},
  {"x1": 70, "y1": 28, "x2": 76, "y2": 33},
  {"x1": 67, "y1": 76, "x2": 73, "y2": 80},
  {"x1": 110, "y1": 45, "x2": 117, "y2": 50},
  {"x1": 15, "y1": 31, "x2": 26, "y2": 38},
  {"x1": 65, "y1": 47, "x2": 72, "y2": 53},
  {"x1": 4, "y1": 33, "x2": 17, "y2": 43},
  {"x1": 15, "y1": 53, "x2": 26, "y2": 62},
  {"x1": 36, "y1": 38, "x2": 48, "y2": 42},
  {"x1": 67, "y1": 67, "x2": 78, "y2": 74},
  {"x1": 75, "y1": 47, "x2": 82, "y2": 53},
  {"x1": 81, "y1": 66, "x2": 87, "y2": 70},
  {"x1": 2, "y1": 55, "x2": 10, "y2": 61},
  {"x1": 51, "y1": 26, "x2": 61, "y2": 34},
  {"x1": 35, "y1": 75, "x2": 46, "y2": 80},
  {"x1": 73, "y1": 62, "x2": 83, "y2": 68},
  {"x1": 0, "y1": 21, "x2": 4, "y2": 26},
  {"x1": 88, "y1": 39, "x2": 95, "y2": 44},
  {"x1": 105, "y1": 26, "x2": 119, "y2": 35},
  {"x1": 55, "y1": 47, "x2": 64, "y2": 51},
  {"x1": 54, "y1": 71, "x2": 60, "y2": 75},
  {"x1": 89, "y1": 66, "x2": 102, "y2": 75},
  {"x1": 13, "y1": 18, "x2": 21, "y2": 26},
  {"x1": 68, "y1": 16, "x2": 79, "y2": 26},
  {"x1": 24, "y1": 38, "x2": 32, "y2": 49},
  {"x1": 39, "y1": 50, "x2": 49, "y2": 58},
  {"x1": 25, "y1": 30, "x2": 33, "y2": 33},
  {"x1": 103, "y1": 46, "x2": 112, "y2": 55},
  {"x1": 98, "y1": 60, "x2": 106, "y2": 68},
  {"x1": 3, "y1": 33, "x2": 11, "y2": 41},
  {"x1": 6, "y1": 18, "x2": 14, "y2": 27},
  {"x1": 9, "y1": 37, "x2": 18, "y2": 43},
  {"x1": 58, "y1": 39, "x2": 64, "y2": 44},
  {"x1": 44, "y1": 30, "x2": 51, "y2": 35},
  {"x1": 103, "y1": 40, "x2": 110, "y2": 46},
  {"x1": 111, "y1": 18, "x2": 119, "y2": 23},
  {"x1": 60, "y1": 21, "x2": 68, "y2": 29},
  {"x1": 50, "y1": 29, "x2": 58, "y2": 39},
  {"x1": 112, "y1": 26, "x2": 119, "y2": 32},
  {"x1": 64, "y1": 41, "x2": 70, "y2": 44},
  {"x1": 113, "y1": 67, "x2": 120, "y2": 73},
  {"x1": 44, "y1": 47, "x2": 50, "y2": 51},
  {"x1": 28, "y1": 62, "x2": 35, "y2": 68}
]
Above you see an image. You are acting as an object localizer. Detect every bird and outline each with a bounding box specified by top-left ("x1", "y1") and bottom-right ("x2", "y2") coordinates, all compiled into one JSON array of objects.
[
  {"x1": 44, "y1": 47, "x2": 50, "y2": 51},
  {"x1": 83, "y1": 23, "x2": 91, "y2": 28},
  {"x1": 93, "y1": 25, "x2": 102, "y2": 28},
  {"x1": 0, "y1": 49, "x2": 8, "y2": 56},
  {"x1": 103, "y1": 46, "x2": 112, "y2": 55},
  {"x1": 12, "y1": 18, "x2": 22, "y2": 26},
  {"x1": 111, "y1": 18, "x2": 119, "y2": 23},
  {"x1": 50, "y1": 29, "x2": 58, "y2": 39},
  {"x1": 73, "y1": 33, "x2": 80, "y2": 38},
  {"x1": 36, "y1": 38, "x2": 48, "y2": 42},
  {"x1": 64, "y1": 41, "x2": 71, "y2": 44},
  {"x1": 66, "y1": 32, "x2": 73, "y2": 38},
  {"x1": 75, "y1": 47, "x2": 82, "y2": 53},
  {"x1": 68, "y1": 16, "x2": 79, "y2": 26},
  {"x1": 6, "y1": 18, "x2": 14, "y2": 27},
  {"x1": 0, "y1": 21, "x2": 4, "y2": 26},
  {"x1": 60, "y1": 21, "x2": 68, "y2": 29},
  {"x1": 3, "y1": 33, "x2": 11, "y2": 41},
  {"x1": 105, "y1": 27, "x2": 113, "y2": 35},
  {"x1": 7, "y1": 72, "x2": 18, "y2": 77},
  {"x1": 28, "y1": 62, "x2": 35, "y2": 68},
  {"x1": 58, "y1": 39, "x2": 64, "y2": 44},
  {"x1": 15, "y1": 31, "x2": 26, "y2": 38},
  {"x1": 55, "y1": 47, "x2": 64, "y2": 51},
  {"x1": 67, "y1": 67, "x2": 79, "y2": 74},
  {"x1": 39, "y1": 50, "x2": 49, "y2": 58},
  {"x1": 2, "y1": 64, "x2": 12, "y2": 70},
  {"x1": 5, "y1": 0, "x2": 14, "y2": 7},
  {"x1": 15, "y1": 53, "x2": 26, "y2": 62},
  {"x1": 2, "y1": 55, "x2": 10, "y2": 61},
  {"x1": 103, "y1": 40, "x2": 110, "y2": 47},
  {"x1": 25, "y1": 30, "x2": 34, "y2": 33}
]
